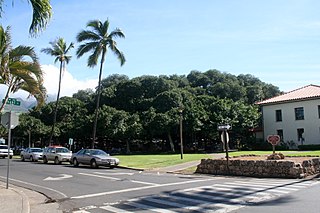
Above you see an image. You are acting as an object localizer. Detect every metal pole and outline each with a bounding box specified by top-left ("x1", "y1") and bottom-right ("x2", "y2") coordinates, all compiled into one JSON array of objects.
[
  {"x1": 224, "y1": 131, "x2": 229, "y2": 173},
  {"x1": 179, "y1": 111, "x2": 183, "y2": 160},
  {"x1": 6, "y1": 111, "x2": 12, "y2": 189}
]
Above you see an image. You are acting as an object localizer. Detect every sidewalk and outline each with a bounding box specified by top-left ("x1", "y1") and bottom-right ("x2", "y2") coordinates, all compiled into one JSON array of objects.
[{"x1": 0, "y1": 181, "x2": 62, "y2": 213}]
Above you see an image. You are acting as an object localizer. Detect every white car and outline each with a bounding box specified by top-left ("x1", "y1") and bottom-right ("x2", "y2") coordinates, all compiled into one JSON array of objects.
[
  {"x1": 0, "y1": 145, "x2": 13, "y2": 159},
  {"x1": 20, "y1": 147, "x2": 43, "y2": 162},
  {"x1": 42, "y1": 146, "x2": 72, "y2": 164}
]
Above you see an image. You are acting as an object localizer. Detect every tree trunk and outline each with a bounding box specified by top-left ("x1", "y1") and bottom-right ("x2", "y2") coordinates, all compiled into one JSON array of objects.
[
  {"x1": 92, "y1": 49, "x2": 106, "y2": 149},
  {"x1": 48, "y1": 61, "x2": 63, "y2": 146},
  {"x1": 168, "y1": 132, "x2": 175, "y2": 152},
  {"x1": 126, "y1": 139, "x2": 131, "y2": 154}
]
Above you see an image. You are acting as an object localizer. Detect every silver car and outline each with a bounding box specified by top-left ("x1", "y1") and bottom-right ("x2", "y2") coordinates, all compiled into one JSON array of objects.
[
  {"x1": 71, "y1": 149, "x2": 120, "y2": 168},
  {"x1": 20, "y1": 147, "x2": 43, "y2": 162},
  {"x1": 43, "y1": 146, "x2": 72, "y2": 164}
]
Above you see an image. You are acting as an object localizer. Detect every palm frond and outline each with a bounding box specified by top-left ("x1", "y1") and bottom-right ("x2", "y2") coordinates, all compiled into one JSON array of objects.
[
  {"x1": 76, "y1": 42, "x2": 99, "y2": 58},
  {"x1": 10, "y1": 45, "x2": 39, "y2": 63},
  {"x1": 87, "y1": 45, "x2": 103, "y2": 68},
  {"x1": 109, "y1": 28, "x2": 125, "y2": 39},
  {"x1": 76, "y1": 30, "x2": 100, "y2": 42},
  {"x1": 108, "y1": 43, "x2": 126, "y2": 66},
  {"x1": 29, "y1": 0, "x2": 52, "y2": 37}
]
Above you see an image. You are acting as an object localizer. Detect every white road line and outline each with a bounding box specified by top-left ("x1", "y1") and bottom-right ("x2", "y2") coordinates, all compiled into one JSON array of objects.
[
  {"x1": 235, "y1": 181, "x2": 308, "y2": 189},
  {"x1": 130, "y1": 180, "x2": 160, "y2": 186},
  {"x1": 78, "y1": 173, "x2": 121, "y2": 180},
  {"x1": 94, "y1": 172, "x2": 134, "y2": 176},
  {"x1": 81, "y1": 172, "x2": 160, "y2": 186},
  {"x1": 213, "y1": 183, "x2": 289, "y2": 194},
  {"x1": 0, "y1": 175, "x2": 68, "y2": 198},
  {"x1": 100, "y1": 205, "x2": 134, "y2": 213},
  {"x1": 71, "y1": 178, "x2": 213, "y2": 199},
  {"x1": 225, "y1": 182, "x2": 299, "y2": 191}
]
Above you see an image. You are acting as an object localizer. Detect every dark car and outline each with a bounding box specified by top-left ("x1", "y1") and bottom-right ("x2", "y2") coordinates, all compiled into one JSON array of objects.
[{"x1": 71, "y1": 149, "x2": 120, "y2": 168}]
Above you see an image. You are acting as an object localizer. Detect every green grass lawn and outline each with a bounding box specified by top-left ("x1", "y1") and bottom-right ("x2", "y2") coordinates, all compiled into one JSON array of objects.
[
  {"x1": 116, "y1": 153, "x2": 211, "y2": 169},
  {"x1": 116, "y1": 150, "x2": 320, "y2": 170}
]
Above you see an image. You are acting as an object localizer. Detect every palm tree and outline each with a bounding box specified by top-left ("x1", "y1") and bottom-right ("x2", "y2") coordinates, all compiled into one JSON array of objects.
[
  {"x1": 0, "y1": 25, "x2": 46, "y2": 112},
  {"x1": 0, "y1": 0, "x2": 52, "y2": 37},
  {"x1": 76, "y1": 19, "x2": 126, "y2": 148},
  {"x1": 41, "y1": 38, "x2": 74, "y2": 145}
]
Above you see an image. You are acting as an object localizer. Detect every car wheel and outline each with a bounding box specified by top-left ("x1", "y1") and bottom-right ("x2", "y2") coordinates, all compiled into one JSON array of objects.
[
  {"x1": 9, "y1": 156, "x2": 12, "y2": 159},
  {"x1": 110, "y1": 166, "x2": 115, "y2": 169},
  {"x1": 73, "y1": 158, "x2": 79, "y2": 167},
  {"x1": 54, "y1": 157, "x2": 60, "y2": 165},
  {"x1": 43, "y1": 156, "x2": 48, "y2": 164},
  {"x1": 21, "y1": 155, "x2": 25, "y2": 161},
  {"x1": 30, "y1": 156, "x2": 34, "y2": 162},
  {"x1": 90, "y1": 159, "x2": 98, "y2": 169}
]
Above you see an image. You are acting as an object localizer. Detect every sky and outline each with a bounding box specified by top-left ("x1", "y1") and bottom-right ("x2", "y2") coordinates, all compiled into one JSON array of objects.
[{"x1": 2, "y1": 0, "x2": 320, "y2": 101}]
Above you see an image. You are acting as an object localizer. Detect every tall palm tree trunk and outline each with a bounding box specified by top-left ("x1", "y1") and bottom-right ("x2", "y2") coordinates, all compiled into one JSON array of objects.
[
  {"x1": 49, "y1": 61, "x2": 63, "y2": 145},
  {"x1": 91, "y1": 49, "x2": 106, "y2": 148}
]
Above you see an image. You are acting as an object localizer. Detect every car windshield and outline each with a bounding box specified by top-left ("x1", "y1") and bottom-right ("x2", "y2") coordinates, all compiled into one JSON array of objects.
[
  {"x1": 0, "y1": 145, "x2": 8, "y2": 149},
  {"x1": 91, "y1": 150, "x2": 108, "y2": 156},
  {"x1": 56, "y1": 147, "x2": 69, "y2": 153},
  {"x1": 30, "y1": 148, "x2": 42, "y2": 153}
]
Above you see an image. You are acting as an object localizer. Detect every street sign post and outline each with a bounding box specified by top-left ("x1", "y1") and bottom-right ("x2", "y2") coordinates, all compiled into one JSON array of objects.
[
  {"x1": 267, "y1": 135, "x2": 280, "y2": 154},
  {"x1": 218, "y1": 124, "x2": 232, "y2": 173},
  {"x1": 1, "y1": 98, "x2": 22, "y2": 190}
]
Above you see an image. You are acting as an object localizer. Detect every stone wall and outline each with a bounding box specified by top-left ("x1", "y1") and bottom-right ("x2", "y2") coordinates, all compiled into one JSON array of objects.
[{"x1": 196, "y1": 158, "x2": 320, "y2": 178}]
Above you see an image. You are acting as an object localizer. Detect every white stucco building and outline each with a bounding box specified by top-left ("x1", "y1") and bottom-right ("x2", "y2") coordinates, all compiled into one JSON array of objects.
[{"x1": 257, "y1": 84, "x2": 320, "y2": 146}]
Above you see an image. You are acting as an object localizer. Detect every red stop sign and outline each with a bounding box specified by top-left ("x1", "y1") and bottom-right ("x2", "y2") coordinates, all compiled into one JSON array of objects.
[{"x1": 267, "y1": 135, "x2": 280, "y2": 145}]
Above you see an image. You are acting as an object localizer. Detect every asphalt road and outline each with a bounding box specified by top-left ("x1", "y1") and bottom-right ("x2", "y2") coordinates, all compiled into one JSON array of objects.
[{"x1": 0, "y1": 158, "x2": 319, "y2": 213}]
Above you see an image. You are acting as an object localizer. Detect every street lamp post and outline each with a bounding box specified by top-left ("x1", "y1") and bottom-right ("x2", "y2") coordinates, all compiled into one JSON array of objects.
[{"x1": 179, "y1": 107, "x2": 183, "y2": 160}]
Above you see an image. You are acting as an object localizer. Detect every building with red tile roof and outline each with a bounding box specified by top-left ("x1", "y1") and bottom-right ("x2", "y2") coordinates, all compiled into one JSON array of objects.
[{"x1": 257, "y1": 84, "x2": 320, "y2": 147}]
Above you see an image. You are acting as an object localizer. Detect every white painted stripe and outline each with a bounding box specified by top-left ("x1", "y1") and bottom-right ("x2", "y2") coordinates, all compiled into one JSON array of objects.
[
  {"x1": 87, "y1": 172, "x2": 160, "y2": 186},
  {"x1": 130, "y1": 180, "x2": 160, "y2": 186},
  {"x1": 71, "y1": 178, "x2": 213, "y2": 199},
  {"x1": 0, "y1": 175, "x2": 68, "y2": 198},
  {"x1": 72, "y1": 210, "x2": 90, "y2": 213},
  {"x1": 100, "y1": 205, "x2": 134, "y2": 213},
  {"x1": 94, "y1": 172, "x2": 134, "y2": 176},
  {"x1": 78, "y1": 173, "x2": 121, "y2": 180},
  {"x1": 213, "y1": 183, "x2": 289, "y2": 194},
  {"x1": 226, "y1": 182, "x2": 299, "y2": 191},
  {"x1": 235, "y1": 181, "x2": 309, "y2": 189},
  {"x1": 126, "y1": 201, "x2": 177, "y2": 213}
]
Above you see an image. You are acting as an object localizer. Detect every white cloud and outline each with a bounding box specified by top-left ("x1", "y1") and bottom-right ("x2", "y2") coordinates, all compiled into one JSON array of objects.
[
  {"x1": 42, "y1": 64, "x2": 97, "y2": 97},
  {"x1": 0, "y1": 64, "x2": 97, "y2": 101}
]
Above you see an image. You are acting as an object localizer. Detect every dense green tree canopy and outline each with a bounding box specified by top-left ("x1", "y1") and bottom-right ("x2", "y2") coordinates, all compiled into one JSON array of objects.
[{"x1": 16, "y1": 69, "x2": 280, "y2": 153}]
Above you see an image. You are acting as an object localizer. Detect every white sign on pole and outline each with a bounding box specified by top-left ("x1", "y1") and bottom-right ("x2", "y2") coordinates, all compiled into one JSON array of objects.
[
  {"x1": 69, "y1": 138, "x2": 74, "y2": 145},
  {"x1": 1, "y1": 112, "x2": 19, "y2": 129}
]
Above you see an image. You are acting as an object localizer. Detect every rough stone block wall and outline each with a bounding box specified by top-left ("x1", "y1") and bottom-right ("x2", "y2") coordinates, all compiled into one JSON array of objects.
[{"x1": 196, "y1": 158, "x2": 320, "y2": 178}]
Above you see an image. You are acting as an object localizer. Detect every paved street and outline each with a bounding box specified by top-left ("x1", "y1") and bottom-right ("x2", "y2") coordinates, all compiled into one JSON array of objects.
[{"x1": 0, "y1": 158, "x2": 319, "y2": 212}]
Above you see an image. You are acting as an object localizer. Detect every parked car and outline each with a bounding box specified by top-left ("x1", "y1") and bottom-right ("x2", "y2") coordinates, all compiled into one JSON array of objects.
[
  {"x1": 20, "y1": 147, "x2": 43, "y2": 162},
  {"x1": 42, "y1": 146, "x2": 72, "y2": 164},
  {"x1": 0, "y1": 145, "x2": 13, "y2": 159},
  {"x1": 71, "y1": 149, "x2": 120, "y2": 168}
]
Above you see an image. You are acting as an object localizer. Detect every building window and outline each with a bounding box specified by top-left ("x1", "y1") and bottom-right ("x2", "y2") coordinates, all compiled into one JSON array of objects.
[
  {"x1": 294, "y1": 107, "x2": 304, "y2": 120},
  {"x1": 275, "y1": 110, "x2": 282, "y2": 122},
  {"x1": 297, "y1": 128, "x2": 304, "y2": 145},
  {"x1": 318, "y1": 105, "x2": 320, "y2": 118},
  {"x1": 277, "y1": 129, "x2": 283, "y2": 141}
]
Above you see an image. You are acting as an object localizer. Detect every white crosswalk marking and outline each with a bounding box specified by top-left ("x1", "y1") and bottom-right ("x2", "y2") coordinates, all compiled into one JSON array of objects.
[
  {"x1": 75, "y1": 178, "x2": 318, "y2": 213},
  {"x1": 100, "y1": 205, "x2": 134, "y2": 213}
]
